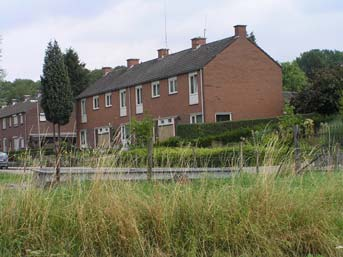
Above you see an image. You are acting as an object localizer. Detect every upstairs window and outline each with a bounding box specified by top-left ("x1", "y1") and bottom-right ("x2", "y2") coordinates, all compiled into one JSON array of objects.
[
  {"x1": 136, "y1": 86, "x2": 143, "y2": 114},
  {"x1": 81, "y1": 99, "x2": 87, "y2": 123},
  {"x1": 13, "y1": 115, "x2": 18, "y2": 127},
  {"x1": 189, "y1": 72, "x2": 199, "y2": 105},
  {"x1": 8, "y1": 117, "x2": 11, "y2": 127},
  {"x1": 120, "y1": 89, "x2": 127, "y2": 117},
  {"x1": 151, "y1": 81, "x2": 160, "y2": 98},
  {"x1": 93, "y1": 96, "x2": 100, "y2": 110},
  {"x1": 19, "y1": 114, "x2": 24, "y2": 124},
  {"x1": 39, "y1": 113, "x2": 47, "y2": 122},
  {"x1": 105, "y1": 93, "x2": 112, "y2": 107},
  {"x1": 168, "y1": 77, "x2": 178, "y2": 94},
  {"x1": 2, "y1": 119, "x2": 6, "y2": 130}
]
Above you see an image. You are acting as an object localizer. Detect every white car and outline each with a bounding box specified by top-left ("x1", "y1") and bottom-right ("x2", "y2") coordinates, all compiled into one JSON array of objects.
[{"x1": 0, "y1": 152, "x2": 8, "y2": 169}]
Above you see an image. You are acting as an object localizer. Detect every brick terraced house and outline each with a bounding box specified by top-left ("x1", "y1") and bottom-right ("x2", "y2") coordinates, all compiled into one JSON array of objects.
[
  {"x1": 0, "y1": 96, "x2": 76, "y2": 152},
  {"x1": 76, "y1": 25, "x2": 283, "y2": 148}
]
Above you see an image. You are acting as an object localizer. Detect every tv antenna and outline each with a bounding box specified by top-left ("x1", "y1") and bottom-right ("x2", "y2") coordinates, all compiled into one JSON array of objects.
[
  {"x1": 164, "y1": 0, "x2": 168, "y2": 49},
  {"x1": 203, "y1": 15, "x2": 207, "y2": 38}
]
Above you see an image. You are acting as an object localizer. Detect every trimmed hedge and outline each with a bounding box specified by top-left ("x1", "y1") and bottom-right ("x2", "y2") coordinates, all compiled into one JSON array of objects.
[{"x1": 176, "y1": 118, "x2": 279, "y2": 139}]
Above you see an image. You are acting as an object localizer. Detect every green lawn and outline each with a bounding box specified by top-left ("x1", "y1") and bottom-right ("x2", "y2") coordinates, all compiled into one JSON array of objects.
[{"x1": 0, "y1": 172, "x2": 342, "y2": 256}]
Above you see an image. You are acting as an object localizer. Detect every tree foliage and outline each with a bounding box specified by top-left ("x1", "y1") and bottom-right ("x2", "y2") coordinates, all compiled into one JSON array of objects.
[
  {"x1": 0, "y1": 79, "x2": 40, "y2": 105},
  {"x1": 281, "y1": 61, "x2": 308, "y2": 92},
  {"x1": 291, "y1": 67, "x2": 343, "y2": 115},
  {"x1": 41, "y1": 40, "x2": 73, "y2": 126},
  {"x1": 130, "y1": 116, "x2": 154, "y2": 147},
  {"x1": 64, "y1": 48, "x2": 90, "y2": 98},
  {"x1": 296, "y1": 49, "x2": 343, "y2": 79}
]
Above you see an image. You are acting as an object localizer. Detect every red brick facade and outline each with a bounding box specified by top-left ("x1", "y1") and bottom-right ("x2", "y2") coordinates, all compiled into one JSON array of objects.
[
  {"x1": 0, "y1": 101, "x2": 76, "y2": 152},
  {"x1": 75, "y1": 25, "x2": 283, "y2": 148}
]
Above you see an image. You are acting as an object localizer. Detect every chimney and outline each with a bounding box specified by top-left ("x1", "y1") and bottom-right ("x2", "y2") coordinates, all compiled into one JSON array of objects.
[
  {"x1": 102, "y1": 67, "x2": 112, "y2": 76},
  {"x1": 12, "y1": 99, "x2": 17, "y2": 105},
  {"x1": 191, "y1": 37, "x2": 206, "y2": 49},
  {"x1": 23, "y1": 95, "x2": 30, "y2": 102},
  {"x1": 234, "y1": 25, "x2": 247, "y2": 38},
  {"x1": 157, "y1": 48, "x2": 169, "y2": 58},
  {"x1": 127, "y1": 58, "x2": 140, "y2": 68}
]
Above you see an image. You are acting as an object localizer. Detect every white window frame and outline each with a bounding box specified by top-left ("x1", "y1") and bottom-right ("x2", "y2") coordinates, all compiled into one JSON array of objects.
[
  {"x1": 13, "y1": 115, "x2": 18, "y2": 127},
  {"x1": 189, "y1": 72, "x2": 199, "y2": 105},
  {"x1": 19, "y1": 114, "x2": 24, "y2": 124},
  {"x1": 3, "y1": 138, "x2": 7, "y2": 152},
  {"x1": 2, "y1": 119, "x2": 6, "y2": 130},
  {"x1": 136, "y1": 86, "x2": 143, "y2": 114},
  {"x1": 215, "y1": 112, "x2": 232, "y2": 122},
  {"x1": 39, "y1": 113, "x2": 46, "y2": 122},
  {"x1": 8, "y1": 117, "x2": 11, "y2": 127},
  {"x1": 105, "y1": 92, "x2": 112, "y2": 107},
  {"x1": 81, "y1": 98, "x2": 87, "y2": 123},
  {"x1": 93, "y1": 96, "x2": 100, "y2": 110},
  {"x1": 20, "y1": 137, "x2": 25, "y2": 149},
  {"x1": 120, "y1": 124, "x2": 130, "y2": 145},
  {"x1": 151, "y1": 81, "x2": 160, "y2": 98},
  {"x1": 190, "y1": 113, "x2": 203, "y2": 124},
  {"x1": 13, "y1": 137, "x2": 20, "y2": 151},
  {"x1": 119, "y1": 89, "x2": 127, "y2": 117},
  {"x1": 168, "y1": 77, "x2": 178, "y2": 95},
  {"x1": 80, "y1": 129, "x2": 88, "y2": 148}
]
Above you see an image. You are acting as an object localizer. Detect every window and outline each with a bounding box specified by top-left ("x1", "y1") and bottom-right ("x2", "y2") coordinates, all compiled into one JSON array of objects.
[
  {"x1": 151, "y1": 81, "x2": 160, "y2": 98},
  {"x1": 80, "y1": 130, "x2": 88, "y2": 148},
  {"x1": 13, "y1": 115, "x2": 18, "y2": 127},
  {"x1": 93, "y1": 96, "x2": 100, "y2": 110},
  {"x1": 120, "y1": 89, "x2": 127, "y2": 117},
  {"x1": 81, "y1": 99, "x2": 87, "y2": 123},
  {"x1": 190, "y1": 113, "x2": 203, "y2": 124},
  {"x1": 105, "y1": 93, "x2": 112, "y2": 107},
  {"x1": 120, "y1": 124, "x2": 130, "y2": 145},
  {"x1": 3, "y1": 138, "x2": 7, "y2": 152},
  {"x1": 39, "y1": 113, "x2": 47, "y2": 122},
  {"x1": 2, "y1": 119, "x2": 6, "y2": 130},
  {"x1": 20, "y1": 138, "x2": 25, "y2": 149},
  {"x1": 189, "y1": 72, "x2": 199, "y2": 105},
  {"x1": 215, "y1": 113, "x2": 232, "y2": 122},
  {"x1": 8, "y1": 117, "x2": 11, "y2": 127},
  {"x1": 136, "y1": 86, "x2": 143, "y2": 114},
  {"x1": 19, "y1": 114, "x2": 23, "y2": 124},
  {"x1": 158, "y1": 117, "x2": 174, "y2": 126},
  {"x1": 168, "y1": 77, "x2": 178, "y2": 94}
]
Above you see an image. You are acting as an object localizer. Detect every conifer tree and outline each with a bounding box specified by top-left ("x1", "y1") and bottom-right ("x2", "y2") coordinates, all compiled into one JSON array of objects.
[
  {"x1": 41, "y1": 40, "x2": 73, "y2": 181},
  {"x1": 64, "y1": 48, "x2": 89, "y2": 98}
]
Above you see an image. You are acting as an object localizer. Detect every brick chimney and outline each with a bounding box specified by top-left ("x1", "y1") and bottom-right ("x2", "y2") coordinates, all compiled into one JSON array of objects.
[
  {"x1": 102, "y1": 67, "x2": 112, "y2": 76},
  {"x1": 234, "y1": 25, "x2": 247, "y2": 38},
  {"x1": 191, "y1": 37, "x2": 206, "y2": 49},
  {"x1": 158, "y1": 48, "x2": 169, "y2": 58},
  {"x1": 127, "y1": 58, "x2": 140, "y2": 68},
  {"x1": 23, "y1": 95, "x2": 31, "y2": 102}
]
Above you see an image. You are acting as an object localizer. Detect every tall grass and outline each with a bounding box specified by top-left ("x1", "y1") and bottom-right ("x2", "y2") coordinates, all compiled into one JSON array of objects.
[{"x1": 1, "y1": 172, "x2": 343, "y2": 257}]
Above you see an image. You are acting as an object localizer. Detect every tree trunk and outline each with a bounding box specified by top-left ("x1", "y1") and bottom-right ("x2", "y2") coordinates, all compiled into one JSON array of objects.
[{"x1": 56, "y1": 124, "x2": 61, "y2": 182}]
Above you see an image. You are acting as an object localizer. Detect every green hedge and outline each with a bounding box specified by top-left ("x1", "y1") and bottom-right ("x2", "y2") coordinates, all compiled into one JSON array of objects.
[{"x1": 176, "y1": 118, "x2": 279, "y2": 139}]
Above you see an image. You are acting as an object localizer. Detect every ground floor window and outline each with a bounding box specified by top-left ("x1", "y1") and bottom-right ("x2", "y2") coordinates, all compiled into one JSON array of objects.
[
  {"x1": 120, "y1": 125, "x2": 130, "y2": 145},
  {"x1": 80, "y1": 130, "x2": 87, "y2": 148},
  {"x1": 215, "y1": 112, "x2": 232, "y2": 122},
  {"x1": 190, "y1": 113, "x2": 203, "y2": 124}
]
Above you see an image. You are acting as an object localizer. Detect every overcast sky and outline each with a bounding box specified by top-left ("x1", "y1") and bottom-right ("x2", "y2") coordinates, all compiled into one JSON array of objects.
[{"x1": 1, "y1": 0, "x2": 342, "y2": 81}]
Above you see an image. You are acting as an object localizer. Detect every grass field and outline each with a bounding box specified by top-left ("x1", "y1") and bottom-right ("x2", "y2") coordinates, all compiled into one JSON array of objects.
[{"x1": 0, "y1": 171, "x2": 342, "y2": 257}]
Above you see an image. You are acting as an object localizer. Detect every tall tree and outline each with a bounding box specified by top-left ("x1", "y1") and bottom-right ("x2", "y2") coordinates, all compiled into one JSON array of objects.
[
  {"x1": 41, "y1": 40, "x2": 73, "y2": 181},
  {"x1": 296, "y1": 49, "x2": 343, "y2": 79},
  {"x1": 291, "y1": 66, "x2": 343, "y2": 115},
  {"x1": 64, "y1": 48, "x2": 89, "y2": 98},
  {"x1": 282, "y1": 61, "x2": 308, "y2": 91}
]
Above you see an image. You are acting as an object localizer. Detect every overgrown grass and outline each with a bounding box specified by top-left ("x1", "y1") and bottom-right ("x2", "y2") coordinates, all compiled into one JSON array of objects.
[{"x1": 1, "y1": 172, "x2": 343, "y2": 256}]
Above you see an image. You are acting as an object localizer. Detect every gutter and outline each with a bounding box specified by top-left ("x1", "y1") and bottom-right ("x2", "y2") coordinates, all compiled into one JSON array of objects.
[{"x1": 200, "y1": 68, "x2": 205, "y2": 122}]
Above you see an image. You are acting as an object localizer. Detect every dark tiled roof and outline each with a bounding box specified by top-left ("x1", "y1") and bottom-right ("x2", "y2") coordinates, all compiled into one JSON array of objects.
[
  {"x1": 0, "y1": 101, "x2": 37, "y2": 119},
  {"x1": 77, "y1": 37, "x2": 236, "y2": 99}
]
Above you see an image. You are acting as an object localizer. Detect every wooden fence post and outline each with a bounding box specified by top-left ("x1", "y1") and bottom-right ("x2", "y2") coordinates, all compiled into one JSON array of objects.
[
  {"x1": 147, "y1": 136, "x2": 153, "y2": 181},
  {"x1": 335, "y1": 143, "x2": 340, "y2": 171},
  {"x1": 294, "y1": 125, "x2": 301, "y2": 173},
  {"x1": 239, "y1": 141, "x2": 243, "y2": 172}
]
